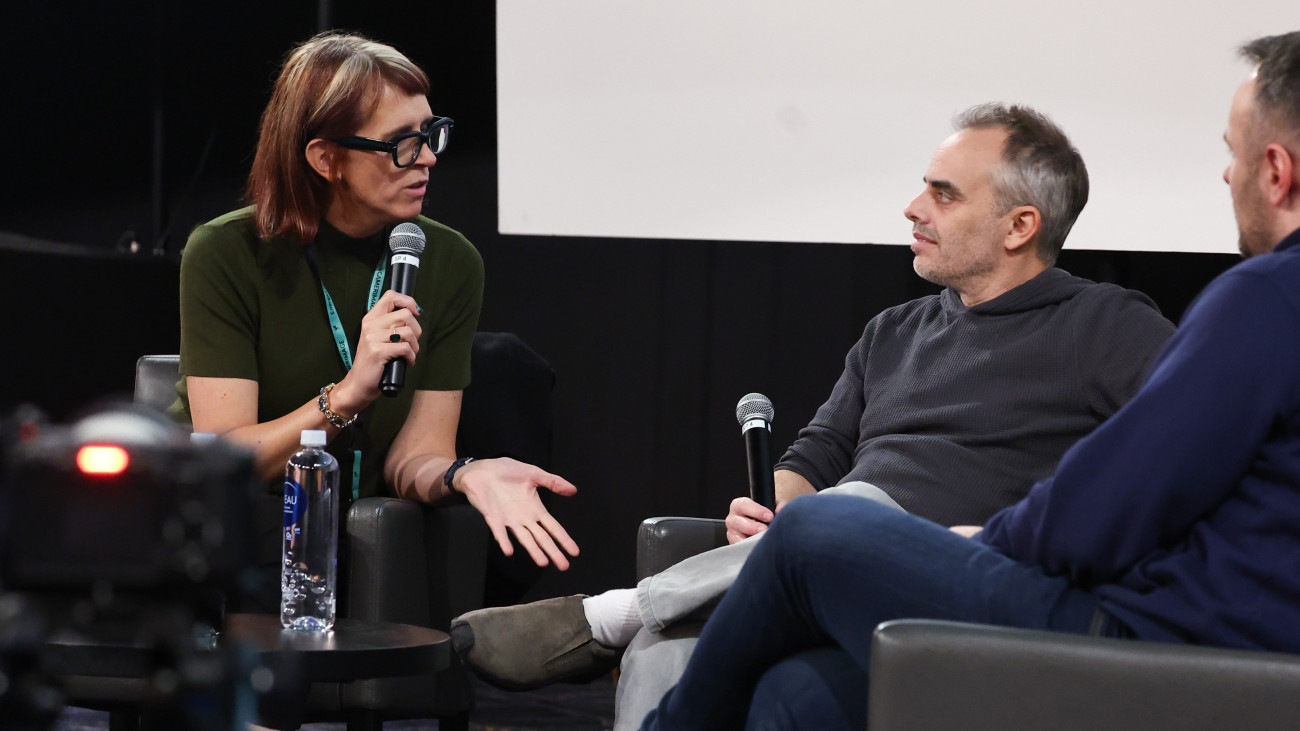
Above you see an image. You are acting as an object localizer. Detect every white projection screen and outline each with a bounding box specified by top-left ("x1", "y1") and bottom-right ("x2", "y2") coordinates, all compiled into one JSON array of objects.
[{"x1": 497, "y1": 1, "x2": 1293, "y2": 254}]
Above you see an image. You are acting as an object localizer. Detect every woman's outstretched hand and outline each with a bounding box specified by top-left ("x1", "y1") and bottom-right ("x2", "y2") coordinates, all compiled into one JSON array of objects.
[{"x1": 453, "y1": 457, "x2": 580, "y2": 570}]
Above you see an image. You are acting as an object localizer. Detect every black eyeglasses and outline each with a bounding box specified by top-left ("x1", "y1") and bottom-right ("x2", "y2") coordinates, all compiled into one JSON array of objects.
[{"x1": 331, "y1": 116, "x2": 454, "y2": 168}]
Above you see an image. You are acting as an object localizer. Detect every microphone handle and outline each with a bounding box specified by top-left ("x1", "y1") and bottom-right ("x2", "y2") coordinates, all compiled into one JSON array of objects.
[
  {"x1": 743, "y1": 422, "x2": 776, "y2": 510},
  {"x1": 379, "y1": 260, "x2": 419, "y2": 397},
  {"x1": 380, "y1": 359, "x2": 406, "y2": 397}
]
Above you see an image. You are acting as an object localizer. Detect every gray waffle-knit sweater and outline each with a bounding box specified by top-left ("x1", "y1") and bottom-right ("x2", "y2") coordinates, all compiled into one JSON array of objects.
[{"x1": 775, "y1": 267, "x2": 1175, "y2": 527}]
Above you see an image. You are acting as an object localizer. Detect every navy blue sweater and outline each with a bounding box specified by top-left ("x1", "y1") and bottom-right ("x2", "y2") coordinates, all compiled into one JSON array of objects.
[{"x1": 980, "y1": 227, "x2": 1300, "y2": 652}]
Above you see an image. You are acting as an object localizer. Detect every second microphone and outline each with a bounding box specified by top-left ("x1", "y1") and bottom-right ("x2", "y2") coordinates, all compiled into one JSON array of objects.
[{"x1": 736, "y1": 393, "x2": 777, "y2": 510}]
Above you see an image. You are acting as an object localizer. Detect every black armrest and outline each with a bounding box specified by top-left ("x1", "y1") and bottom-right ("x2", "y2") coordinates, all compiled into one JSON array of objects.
[
  {"x1": 868, "y1": 619, "x2": 1300, "y2": 731},
  {"x1": 342, "y1": 497, "x2": 433, "y2": 625},
  {"x1": 336, "y1": 498, "x2": 489, "y2": 716},
  {"x1": 343, "y1": 498, "x2": 489, "y2": 629},
  {"x1": 636, "y1": 517, "x2": 728, "y2": 581},
  {"x1": 133, "y1": 354, "x2": 181, "y2": 415}
]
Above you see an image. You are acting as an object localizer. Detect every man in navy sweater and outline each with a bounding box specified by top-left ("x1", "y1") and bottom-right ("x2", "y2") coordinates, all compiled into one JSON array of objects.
[{"x1": 641, "y1": 29, "x2": 1300, "y2": 731}]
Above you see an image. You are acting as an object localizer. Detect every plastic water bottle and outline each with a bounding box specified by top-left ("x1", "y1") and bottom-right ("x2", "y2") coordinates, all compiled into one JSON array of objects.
[{"x1": 281, "y1": 429, "x2": 339, "y2": 631}]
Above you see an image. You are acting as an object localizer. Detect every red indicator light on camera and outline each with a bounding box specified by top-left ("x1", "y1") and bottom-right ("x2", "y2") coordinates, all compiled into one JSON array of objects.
[{"x1": 76, "y1": 445, "x2": 130, "y2": 475}]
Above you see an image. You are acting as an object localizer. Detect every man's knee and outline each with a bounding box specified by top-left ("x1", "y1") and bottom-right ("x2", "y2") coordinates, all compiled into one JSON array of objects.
[
  {"x1": 819, "y1": 481, "x2": 905, "y2": 512},
  {"x1": 771, "y1": 493, "x2": 901, "y2": 544}
]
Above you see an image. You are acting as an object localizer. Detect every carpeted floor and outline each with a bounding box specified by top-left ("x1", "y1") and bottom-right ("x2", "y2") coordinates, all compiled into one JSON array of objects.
[{"x1": 52, "y1": 675, "x2": 616, "y2": 730}]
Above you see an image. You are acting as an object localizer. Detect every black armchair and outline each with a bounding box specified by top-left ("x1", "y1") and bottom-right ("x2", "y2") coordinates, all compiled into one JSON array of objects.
[{"x1": 100, "y1": 332, "x2": 556, "y2": 730}]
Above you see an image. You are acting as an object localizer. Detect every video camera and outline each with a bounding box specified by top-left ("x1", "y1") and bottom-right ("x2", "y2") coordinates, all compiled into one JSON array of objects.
[
  {"x1": 1, "y1": 405, "x2": 255, "y2": 602},
  {"x1": 0, "y1": 403, "x2": 262, "y2": 730}
]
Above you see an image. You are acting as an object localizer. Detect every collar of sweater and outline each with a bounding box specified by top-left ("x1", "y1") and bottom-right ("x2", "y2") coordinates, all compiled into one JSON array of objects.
[
  {"x1": 940, "y1": 267, "x2": 1092, "y2": 317},
  {"x1": 314, "y1": 218, "x2": 391, "y2": 266},
  {"x1": 1273, "y1": 226, "x2": 1300, "y2": 255}
]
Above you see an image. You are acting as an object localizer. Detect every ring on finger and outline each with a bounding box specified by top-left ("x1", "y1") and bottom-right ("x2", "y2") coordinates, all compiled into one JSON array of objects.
[{"x1": 390, "y1": 327, "x2": 401, "y2": 343}]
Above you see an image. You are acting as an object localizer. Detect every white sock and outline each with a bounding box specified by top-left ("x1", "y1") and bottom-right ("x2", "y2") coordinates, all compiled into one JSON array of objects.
[{"x1": 582, "y1": 588, "x2": 642, "y2": 647}]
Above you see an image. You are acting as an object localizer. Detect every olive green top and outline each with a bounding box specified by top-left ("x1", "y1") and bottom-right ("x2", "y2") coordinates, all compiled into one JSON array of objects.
[{"x1": 176, "y1": 206, "x2": 484, "y2": 497}]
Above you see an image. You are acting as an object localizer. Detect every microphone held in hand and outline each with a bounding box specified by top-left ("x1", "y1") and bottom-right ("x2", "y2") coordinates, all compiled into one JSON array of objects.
[
  {"x1": 736, "y1": 393, "x2": 776, "y2": 510},
  {"x1": 379, "y1": 223, "x2": 426, "y2": 397}
]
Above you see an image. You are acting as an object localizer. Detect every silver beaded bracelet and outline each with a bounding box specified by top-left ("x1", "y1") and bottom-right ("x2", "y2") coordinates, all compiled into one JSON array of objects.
[{"x1": 318, "y1": 383, "x2": 358, "y2": 429}]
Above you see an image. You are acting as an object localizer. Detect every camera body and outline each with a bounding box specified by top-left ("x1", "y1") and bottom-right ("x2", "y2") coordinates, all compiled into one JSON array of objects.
[
  {"x1": 1, "y1": 415, "x2": 254, "y2": 599},
  {"x1": 0, "y1": 405, "x2": 262, "y2": 730}
]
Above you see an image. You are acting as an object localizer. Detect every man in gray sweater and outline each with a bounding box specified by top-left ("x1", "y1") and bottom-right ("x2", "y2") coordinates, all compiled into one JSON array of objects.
[{"x1": 452, "y1": 102, "x2": 1177, "y2": 728}]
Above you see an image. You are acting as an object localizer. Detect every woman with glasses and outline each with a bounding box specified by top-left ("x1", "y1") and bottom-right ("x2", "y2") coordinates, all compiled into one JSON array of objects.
[{"x1": 177, "y1": 32, "x2": 579, "y2": 608}]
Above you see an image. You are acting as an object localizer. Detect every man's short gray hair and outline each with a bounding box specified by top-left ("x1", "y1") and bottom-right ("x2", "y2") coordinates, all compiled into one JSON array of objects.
[
  {"x1": 1240, "y1": 32, "x2": 1300, "y2": 152},
  {"x1": 954, "y1": 103, "x2": 1089, "y2": 264}
]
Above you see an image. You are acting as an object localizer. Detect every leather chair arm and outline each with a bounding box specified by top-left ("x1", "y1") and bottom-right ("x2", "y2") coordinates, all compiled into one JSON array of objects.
[
  {"x1": 343, "y1": 497, "x2": 432, "y2": 626},
  {"x1": 636, "y1": 517, "x2": 728, "y2": 581},
  {"x1": 337, "y1": 499, "x2": 487, "y2": 715},
  {"x1": 343, "y1": 498, "x2": 489, "y2": 629},
  {"x1": 133, "y1": 354, "x2": 181, "y2": 415},
  {"x1": 868, "y1": 619, "x2": 1300, "y2": 731}
]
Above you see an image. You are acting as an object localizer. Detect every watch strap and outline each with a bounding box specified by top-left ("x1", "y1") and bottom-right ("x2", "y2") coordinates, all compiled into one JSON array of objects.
[{"x1": 444, "y1": 456, "x2": 476, "y2": 493}]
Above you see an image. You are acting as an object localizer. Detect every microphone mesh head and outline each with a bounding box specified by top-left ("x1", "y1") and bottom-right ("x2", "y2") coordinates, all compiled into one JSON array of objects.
[
  {"x1": 736, "y1": 393, "x2": 774, "y2": 425},
  {"x1": 389, "y1": 222, "x2": 427, "y2": 255}
]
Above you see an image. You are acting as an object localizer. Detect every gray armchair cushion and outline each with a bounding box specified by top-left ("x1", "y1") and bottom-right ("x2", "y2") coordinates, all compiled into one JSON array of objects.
[
  {"x1": 636, "y1": 517, "x2": 728, "y2": 581},
  {"x1": 133, "y1": 354, "x2": 181, "y2": 414},
  {"x1": 869, "y1": 619, "x2": 1300, "y2": 731}
]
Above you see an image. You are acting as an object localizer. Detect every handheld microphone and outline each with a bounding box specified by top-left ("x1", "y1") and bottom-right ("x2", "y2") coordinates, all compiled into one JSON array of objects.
[
  {"x1": 379, "y1": 222, "x2": 426, "y2": 397},
  {"x1": 736, "y1": 393, "x2": 776, "y2": 510}
]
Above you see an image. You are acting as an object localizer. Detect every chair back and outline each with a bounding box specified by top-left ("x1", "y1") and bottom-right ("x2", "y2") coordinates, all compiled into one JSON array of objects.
[
  {"x1": 459, "y1": 332, "x2": 557, "y2": 470},
  {"x1": 134, "y1": 354, "x2": 180, "y2": 413}
]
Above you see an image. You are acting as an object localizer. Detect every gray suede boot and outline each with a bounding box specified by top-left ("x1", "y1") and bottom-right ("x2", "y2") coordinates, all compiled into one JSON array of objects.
[{"x1": 451, "y1": 595, "x2": 622, "y2": 691}]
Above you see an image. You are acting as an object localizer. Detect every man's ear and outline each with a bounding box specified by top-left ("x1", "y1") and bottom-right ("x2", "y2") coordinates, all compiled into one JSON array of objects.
[
  {"x1": 1261, "y1": 143, "x2": 1295, "y2": 207},
  {"x1": 304, "y1": 138, "x2": 339, "y2": 182},
  {"x1": 1004, "y1": 205, "x2": 1041, "y2": 254}
]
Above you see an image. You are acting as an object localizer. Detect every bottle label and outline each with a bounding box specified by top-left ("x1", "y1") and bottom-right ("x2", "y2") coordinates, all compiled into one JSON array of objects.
[{"x1": 284, "y1": 476, "x2": 305, "y2": 547}]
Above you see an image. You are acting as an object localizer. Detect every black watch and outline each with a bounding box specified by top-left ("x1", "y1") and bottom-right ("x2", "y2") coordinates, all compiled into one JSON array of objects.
[{"x1": 444, "y1": 456, "x2": 476, "y2": 493}]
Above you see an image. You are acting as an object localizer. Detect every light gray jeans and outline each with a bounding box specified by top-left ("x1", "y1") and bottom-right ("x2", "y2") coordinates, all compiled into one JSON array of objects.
[{"x1": 614, "y1": 481, "x2": 905, "y2": 730}]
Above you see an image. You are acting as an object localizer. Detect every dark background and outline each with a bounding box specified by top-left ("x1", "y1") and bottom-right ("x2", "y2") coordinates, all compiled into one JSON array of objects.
[{"x1": 0, "y1": 2, "x2": 1238, "y2": 599}]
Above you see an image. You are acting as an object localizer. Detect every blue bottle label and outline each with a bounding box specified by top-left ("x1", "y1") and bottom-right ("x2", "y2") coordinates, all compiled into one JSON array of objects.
[{"x1": 283, "y1": 477, "x2": 304, "y2": 545}]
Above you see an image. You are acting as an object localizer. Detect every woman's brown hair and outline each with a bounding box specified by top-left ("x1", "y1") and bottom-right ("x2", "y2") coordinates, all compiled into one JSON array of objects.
[{"x1": 246, "y1": 32, "x2": 430, "y2": 244}]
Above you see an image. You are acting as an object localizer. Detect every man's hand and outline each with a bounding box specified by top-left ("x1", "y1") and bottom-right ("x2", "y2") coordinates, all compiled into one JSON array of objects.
[
  {"x1": 725, "y1": 496, "x2": 786, "y2": 544},
  {"x1": 724, "y1": 471, "x2": 819, "y2": 544},
  {"x1": 950, "y1": 525, "x2": 982, "y2": 538},
  {"x1": 454, "y1": 457, "x2": 580, "y2": 570}
]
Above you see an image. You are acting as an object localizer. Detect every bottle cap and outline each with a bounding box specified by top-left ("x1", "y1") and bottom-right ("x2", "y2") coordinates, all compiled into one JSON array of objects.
[{"x1": 300, "y1": 429, "x2": 327, "y2": 447}]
